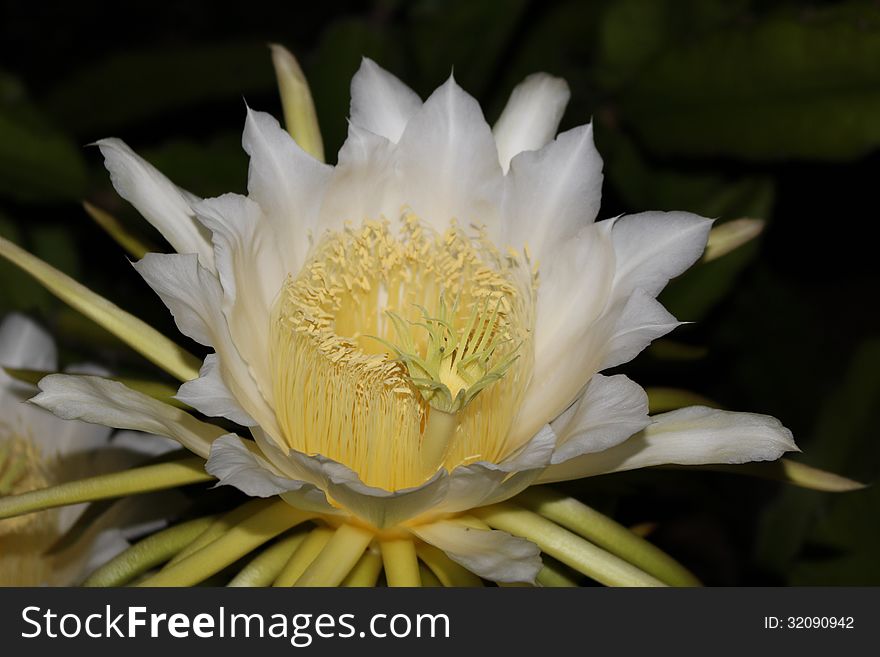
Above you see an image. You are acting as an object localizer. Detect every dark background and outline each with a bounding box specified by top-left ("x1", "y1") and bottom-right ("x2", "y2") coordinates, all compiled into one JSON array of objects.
[{"x1": 1, "y1": 0, "x2": 878, "y2": 584}]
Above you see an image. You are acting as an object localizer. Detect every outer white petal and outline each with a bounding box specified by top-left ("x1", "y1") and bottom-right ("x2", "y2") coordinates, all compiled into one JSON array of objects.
[
  {"x1": 597, "y1": 289, "x2": 681, "y2": 371},
  {"x1": 502, "y1": 123, "x2": 603, "y2": 260},
  {"x1": 537, "y1": 406, "x2": 798, "y2": 483},
  {"x1": 411, "y1": 521, "x2": 542, "y2": 584},
  {"x1": 242, "y1": 107, "x2": 332, "y2": 273},
  {"x1": 175, "y1": 354, "x2": 254, "y2": 427},
  {"x1": 550, "y1": 373, "x2": 650, "y2": 464},
  {"x1": 133, "y1": 253, "x2": 278, "y2": 434},
  {"x1": 207, "y1": 434, "x2": 311, "y2": 497},
  {"x1": 350, "y1": 58, "x2": 422, "y2": 143},
  {"x1": 435, "y1": 424, "x2": 556, "y2": 516},
  {"x1": 31, "y1": 374, "x2": 226, "y2": 458},
  {"x1": 194, "y1": 193, "x2": 283, "y2": 398},
  {"x1": 96, "y1": 138, "x2": 215, "y2": 270},
  {"x1": 610, "y1": 211, "x2": 713, "y2": 298},
  {"x1": 493, "y1": 73, "x2": 570, "y2": 173},
  {"x1": 396, "y1": 75, "x2": 503, "y2": 235}
]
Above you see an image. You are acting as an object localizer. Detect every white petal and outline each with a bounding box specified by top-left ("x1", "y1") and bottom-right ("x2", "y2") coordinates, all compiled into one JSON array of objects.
[
  {"x1": 0, "y1": 313, "x2": 57, "y2": 372},
  {"x1": 396, "y1": 75, "x2": 503, "y2": 235},
  {"x1": 538, "y1": 406, "x2": 798, "y2": 483},
  {"x1": 435, "y1": 424, "x2": 556, "y2": 515},
  {"x1": 242, "y1": 107, "x2": 332, "y2": 273},
  {"x1": 349, "y1": 58, "x2": 422, "y2": 143},
  {"x1": 175, "y1": 354, "x2": 254, "y2": 427},
  {"x1": 550, "y1": 374, "x2": 650, "y2": 464},
  {"x1": 412, "y1": 521, "x2": 542, "y2": 584},
  {"x1": 493, "y1": 73, "x2": 570, "y2": 173},
  {"x1": 194, "y1": 193, "x2": 283, "y2": 398},
  {"x1": 597, "y1": 288, "x2": 681, "y2": 371},
  {"x1": 512, "y1": 222, "x2": 615, "y2": 443},
  {"x1": 319, "y1": 124, "x2": 399, "y2": 235},
  {"x1": 133, "y1": 253, "x2": 279, "y2": 434},
  {"x1": 206, "y1": 433, "x2": 311, "y2": 497},
  {"x1": 502, "y1": 123, "x2": 603, "y2": 260},
  {"x1": 96, "y1": 138, "x2": 215, "y2": 269},
  {"x1": 31, "y1": 374, "x2": 226, "y2": 458},
  {"x1": 610, "y1": 211, "x2": 712, "y2": 298}
]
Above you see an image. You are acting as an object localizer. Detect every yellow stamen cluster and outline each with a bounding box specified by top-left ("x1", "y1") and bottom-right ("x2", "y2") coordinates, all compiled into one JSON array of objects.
[
  {"x1": 270, "y1": 214, "x2": 535, "y2": 491},
  {"x1": 0, "y1": 431, "x2": 61, "y2": 585}
]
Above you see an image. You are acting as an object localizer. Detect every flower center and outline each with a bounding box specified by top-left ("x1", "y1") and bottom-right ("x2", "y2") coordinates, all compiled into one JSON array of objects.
[
  {"x1": 0, "y1": 430, "x2": 61, "y2": 585},
  {"x1": 270, "y1": 214, "x2": 536, "y2": 491}
]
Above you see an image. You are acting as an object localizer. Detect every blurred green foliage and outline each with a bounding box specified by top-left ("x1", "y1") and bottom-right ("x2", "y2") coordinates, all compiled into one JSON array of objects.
[{"x1": 0, "y1": 0, "x2": 877, "y2": 584}]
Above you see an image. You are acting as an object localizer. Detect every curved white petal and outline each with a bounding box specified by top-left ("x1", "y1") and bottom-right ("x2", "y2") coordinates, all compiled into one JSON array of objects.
[
  {"x1": 411, "y1": 520, "x2": 541, "y2": 584},
  {"x1": 350, "y1": 58, "x2": 422, "y2": 143},
  {"x1": 31, "y1": 374, "x2": 225, "y2": 458},
  {"x1": 537, "y1": 406, "x2": 798, "y2": 483},
  {"x1": 436, "y1": 424, "x2": 556, "y2": 515},
  {"x1": 396, "y1": 75, "x2": 503, "y2": 235},
  {"x1": 513, "y1": 222, "x2": 615, "y2": 442},
  {"x1": 610, "y1": 211, "x2": 713, "y2": 298},
  {"x1": 493, "y1": 73, "x2": 570, "y2": 173},
  {"x1": 96, "y1": 138, "x2": 215, "y2": 270},
  {"x1": 242, "y1": 107, "x2": 332, "y2": 273},
  {"x1": 502, "y1": 123, "x2": 603, "y2": 260},
  {"x1": 597, "y1": 288, "x2": 681, "y2": 371},
  {"x1": 194, "y1": 193, "x2": 283, "y2": 399},
  {"x1": 550, "y1": 373, "x2": 650, "y2": 464},
  {"x1": 207, "y1": 433, "x2": 309, "y2": 497},
  {"x1": 133, "y1": 253, "x2": 279, "y2": 435},
  {"x1": 175, "y1": 354, "x2": 254, "y2": 427}
]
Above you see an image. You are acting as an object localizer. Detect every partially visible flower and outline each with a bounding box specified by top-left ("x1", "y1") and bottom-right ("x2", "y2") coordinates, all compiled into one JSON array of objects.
[
  {"x1": 0, "y1": 314, "x2": 175, "y2": 585},
  {"x1": 1, "y1": 55, "x2": 807, "y2": 587}
]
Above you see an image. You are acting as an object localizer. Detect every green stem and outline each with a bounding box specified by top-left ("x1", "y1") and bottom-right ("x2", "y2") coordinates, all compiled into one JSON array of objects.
[
  {"x1": 474, "y1": 502, "x2": 666, "y2": 587},
  {"x1": 295, "y1": 524, "x2": 375, "y2": 587},
  {"x1": 164, "y1": 498, "x2": 274, "y2": 568},
  {"x1": 536, "y1": 557, "x2": 579, "y2": 588},
  {"x1": 136, "y1": 500, "x2": 311, "y2": 587},
  {"x1": 0, "y1": 457, "x2": 212, "y2": 520},
  {"x1": 273, "y1": 526, "x2": 334, "y2": 586},
  {"x1": 341, "y1": 547, "x2": 383, "y2": 587},
  {"x1": 517, "y1": 487, "x2": 700, "y2": 587},
  {"x1": 380, "y1": 538, "x2": 421, "y2": 587},
  {"x1": 82, "y1": 516, "x2": 216, "y2": 587},
  {"x1": 227, "y1": 530, "x2": 310, "y2": 587}
]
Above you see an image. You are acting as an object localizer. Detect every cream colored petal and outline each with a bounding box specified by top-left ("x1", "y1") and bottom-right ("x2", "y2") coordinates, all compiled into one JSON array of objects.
[
  {"x1": 350, "y1": 57, "x2": 422, "y2": 143},
  {"x1": 194, "y1": 193, "x2": 282, "y2": 399},
  {"x1": 396, "y1": 75, "x2": 503, "y2": 236},
  {"x1": 610, "y1": 211, "x2": 713, "y2": 299},
  {"x1": 132, "y1": 254, "x2": 279, "y2": 435},
  {"x1": 242, "y1": 107, "x2": 332, "y2": 273},
  {"x1": 550, "y1": 373, "x2": 650, "y2": 464},
  {"x1": 96, "y1": 138, "x2": 215, "y2": 270},
  {"x1": 537, "y1": 406, "x2": 798, "y2": 483},
  {"x1": 31, "y1": 374, "x2": 226, "y2": 459},
  {"x1": 175, "y1": 354, "x2": 254, "y2": 427},
  {"x1": 493, "y1": 73, "x2": 570, "y2": 173},
  {"x1": 412, "y1": 520, "x2": 541, "y2": 584}
]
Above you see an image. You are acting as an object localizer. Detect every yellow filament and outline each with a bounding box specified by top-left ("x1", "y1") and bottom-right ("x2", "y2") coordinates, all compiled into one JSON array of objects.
[{"x1": 270, "y1": 215, "x2": 536, "y2": 492}]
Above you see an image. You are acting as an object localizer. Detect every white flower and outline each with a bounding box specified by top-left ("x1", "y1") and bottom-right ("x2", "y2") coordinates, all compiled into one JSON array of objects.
[{"x1": 30, "y1": 59, "x2": 797, "y2": 584}]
